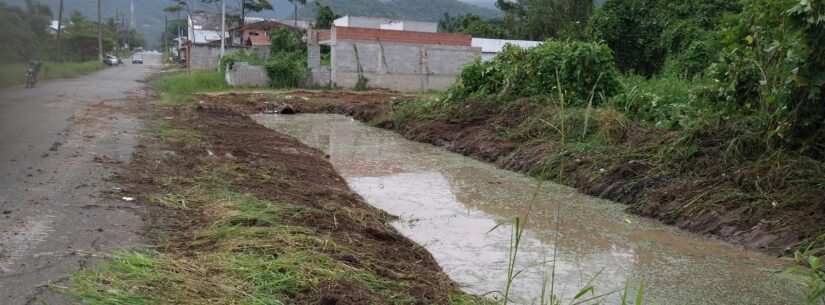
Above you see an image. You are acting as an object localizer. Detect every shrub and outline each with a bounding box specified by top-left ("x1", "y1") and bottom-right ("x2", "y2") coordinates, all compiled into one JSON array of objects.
[
  {"x1": 609, "y1": 74, "x2": 712, "y2": 130},
  {"x1": 709, "y1": 0, "x2": 825, "y2": 158},
  {"x1": 265, "y1": 51, "x2": 307, "y2": 88},
  {"x1": 587, "y1": 0, "x2": 739, "y2": 77},
  {"x1": 447, "y1": 41, "x2": 621, "y2": 106},
  {"x1": 219, "y1": 50, "x2": 264, "y2": 72}
]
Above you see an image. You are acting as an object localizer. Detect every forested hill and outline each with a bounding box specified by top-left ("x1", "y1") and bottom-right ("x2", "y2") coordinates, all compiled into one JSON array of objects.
[
  {"x1": 2, "y1": 0, "x2": 501, "y2": 49},
  {"x1": 298, "y1": 0, "x2": 503, "y2": 22}
]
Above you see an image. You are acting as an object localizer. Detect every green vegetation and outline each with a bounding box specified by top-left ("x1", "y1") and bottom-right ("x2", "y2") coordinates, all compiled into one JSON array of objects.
[
  {"x1": 0, "y1": 60, "x2": 105, "y2": 87},
  {"x1": 587, "y1": 0, "x2": 739, "y2": 76},
  {"x1": 446, "y1": 41, "x2": 619, "y2": 104},
  {"x1": 220, "y1": 27, "x2": 308, "y2": 89},
  {"x1": 782, "y1": 234, "x2": 825, "y2": 304},
  {"x1": 314, "y1": 2, "x2": 341, "y2": 29},
  {"x1": 153, "y1": 70, "x2": 231, "y2": 105},
  {"x1": 386, "y1": 3, "x2": 825, "y2": 302}
]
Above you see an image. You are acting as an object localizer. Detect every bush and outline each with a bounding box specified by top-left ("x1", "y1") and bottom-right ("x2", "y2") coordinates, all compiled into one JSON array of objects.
[
  {"x1": 219, "y1": 50, "x2": 264, "y2": 72},
  {"x1": 587, "y1": 0, "x2": 739, "y2": 77},
  {"x1": 447, "y1": 41, "x2": 621, "y2": 106},
  {"x1": 609, "y1": 74, "x2": 712, "y2": 130},
  {"x1": 265, "y1": 52, "x2": 307, "y2": 88},
  {"x1": 709, "y1": 0, "x2": 825, "y2": 158}
]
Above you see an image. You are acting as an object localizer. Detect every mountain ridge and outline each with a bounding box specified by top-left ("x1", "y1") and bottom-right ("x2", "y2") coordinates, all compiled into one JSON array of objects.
[{"x1": 2, "y1": 0, "x2": 501, "y2": 49}]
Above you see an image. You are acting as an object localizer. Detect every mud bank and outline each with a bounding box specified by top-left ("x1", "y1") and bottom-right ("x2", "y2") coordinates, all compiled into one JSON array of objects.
[
  {"x1": 70, "y1": 99, "x2": 482, "y2": 304},
  {"x1": 194, "y1": 91, "x2": 825, "y2": 255}
]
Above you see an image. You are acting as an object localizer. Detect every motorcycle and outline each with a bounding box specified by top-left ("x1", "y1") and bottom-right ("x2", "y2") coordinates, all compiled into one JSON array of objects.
[
  {"x1": 25, "y1": 68, "x2": 36, "y2": 88},
  {"x1": 25, "y1": 60, "x2": 41, "y2": 88}
]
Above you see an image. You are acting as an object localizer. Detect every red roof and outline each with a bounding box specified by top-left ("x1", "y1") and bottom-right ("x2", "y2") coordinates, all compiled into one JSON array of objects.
[
  {"x1": 334, "y1": 27, "x2": 471, "y2": 46},
  {"x1": 247, "y1": 35, "x2": 271, "y2": 46}
]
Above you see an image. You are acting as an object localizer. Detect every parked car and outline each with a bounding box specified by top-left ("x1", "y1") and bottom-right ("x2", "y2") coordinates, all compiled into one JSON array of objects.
[
  {"x1": 104, "y1": 55, "x2": 122, "y2": 66},
  {"x1": 131, "y1": 55, "x2": 143, "y2": 64}
]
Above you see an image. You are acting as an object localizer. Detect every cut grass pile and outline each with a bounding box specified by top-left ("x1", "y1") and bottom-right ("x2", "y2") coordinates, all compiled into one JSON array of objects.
[{"x1": 0, "y1": 61, "x2": 106, "y2": 87}]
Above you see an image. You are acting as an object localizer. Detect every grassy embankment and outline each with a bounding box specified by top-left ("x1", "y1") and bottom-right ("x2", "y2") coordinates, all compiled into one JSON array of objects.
[
  {"x1": 64, "y1": 70, "x2": 491, "y2": 305},
  {"x1": 0, "y1": 61, "x2": 105, "y2": 87},
  {"x1": 377, "y1": 71, "x2": 825, "y2": 254}
]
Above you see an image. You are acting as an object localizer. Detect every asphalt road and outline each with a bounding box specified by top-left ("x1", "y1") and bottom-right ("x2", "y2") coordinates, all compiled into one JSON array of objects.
[{"x1": 0, "y1": 53, "x2": 161, "y2": 304}]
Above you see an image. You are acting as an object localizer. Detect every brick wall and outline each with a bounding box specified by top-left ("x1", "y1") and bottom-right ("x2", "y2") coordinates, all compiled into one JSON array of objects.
[{"x1": 334, "y1": 27, "x2": 471, "y2": 46}]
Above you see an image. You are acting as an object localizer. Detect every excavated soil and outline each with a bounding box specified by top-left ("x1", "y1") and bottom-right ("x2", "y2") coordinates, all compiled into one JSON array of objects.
[
  {"x1": 115, "y1": 100, "x2": 461, "y2": 304},
  {"x1": 192, "y1": 90, "x2": 825, "y2": 255}
]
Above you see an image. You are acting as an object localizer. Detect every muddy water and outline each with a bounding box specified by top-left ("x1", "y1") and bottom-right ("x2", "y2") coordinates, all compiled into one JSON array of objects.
[{"x1": 254, "y1": 114, "x2": 805, "y2": 304}]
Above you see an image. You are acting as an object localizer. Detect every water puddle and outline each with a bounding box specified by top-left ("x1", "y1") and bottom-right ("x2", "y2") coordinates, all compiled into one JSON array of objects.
[{"x1": 254, "y1": 114, "x2": 805, "y2": 304}]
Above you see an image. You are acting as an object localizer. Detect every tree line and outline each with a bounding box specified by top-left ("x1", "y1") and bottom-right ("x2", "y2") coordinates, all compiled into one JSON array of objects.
[{"x1": 0, "y1": 0, "x2": 146, "y2": 63}]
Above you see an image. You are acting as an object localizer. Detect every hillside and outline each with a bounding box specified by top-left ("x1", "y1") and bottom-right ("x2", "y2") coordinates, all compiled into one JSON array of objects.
[
  {"x1": 298, "y1": 0, "x2": 502, "y2": 22},
  {"x1": 2, "y1": 0, "x2": 501, "y2": 49}
]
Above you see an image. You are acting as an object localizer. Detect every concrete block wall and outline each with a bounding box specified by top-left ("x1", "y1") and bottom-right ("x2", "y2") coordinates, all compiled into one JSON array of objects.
[
  {"x1": 226, "y1": 62, "x2": 271, "y2": 87},
  {"x1": 330, "y1": 39, "x2": 479, "y2": 92},
  {"x1": 189, "y1": 45, "x2": 244, "y2": 70}
]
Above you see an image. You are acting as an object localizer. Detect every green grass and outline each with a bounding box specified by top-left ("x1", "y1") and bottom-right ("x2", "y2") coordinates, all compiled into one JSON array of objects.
[
  {"x1": 0, "y1": 61, "x2": 106, "y2": 87},
  {"x1": 153, "y1": 70, "x2": 232, "y2": 105}
]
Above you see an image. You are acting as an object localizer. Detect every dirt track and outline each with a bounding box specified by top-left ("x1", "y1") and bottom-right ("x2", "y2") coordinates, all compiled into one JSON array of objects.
[{"x1": 0, "y1": 54, "x2": 160, "y2": 304}]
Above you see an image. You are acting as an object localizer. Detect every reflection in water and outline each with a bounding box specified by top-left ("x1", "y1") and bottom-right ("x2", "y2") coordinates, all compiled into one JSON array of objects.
[{"x1": 254, "y1": 114, "x2": 805, "y2": 304}]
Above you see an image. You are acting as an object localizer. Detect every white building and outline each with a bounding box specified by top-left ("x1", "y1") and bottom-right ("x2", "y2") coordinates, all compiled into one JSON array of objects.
[
  {"x1": 332, "y1": 16, "x2": 438, "y2": 33},
  {"x1": 471, "y1": 38, "x2": 544, "y2": 60}
]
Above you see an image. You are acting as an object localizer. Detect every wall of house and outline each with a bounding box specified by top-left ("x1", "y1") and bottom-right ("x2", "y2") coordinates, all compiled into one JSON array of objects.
[
  {"x1": 189, "y1": 45, "x2": 245, "y2": 70},
  {"x1": 226, "y1": 62, "x2": 270, "y2": 87},
  {"x1": 330, "y1": 39, "x2": 479, "y2": 92}
]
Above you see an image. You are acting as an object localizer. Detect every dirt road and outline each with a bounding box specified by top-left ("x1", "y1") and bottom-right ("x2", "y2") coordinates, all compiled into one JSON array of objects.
[{"x1": 0, "y1": 54, "x2": 160, "y2": 304}]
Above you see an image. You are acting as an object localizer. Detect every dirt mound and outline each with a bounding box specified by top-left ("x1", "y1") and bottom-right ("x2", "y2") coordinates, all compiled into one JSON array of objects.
[{"x1": 112, "y1": 99, "x2": 466, "y2": 304}]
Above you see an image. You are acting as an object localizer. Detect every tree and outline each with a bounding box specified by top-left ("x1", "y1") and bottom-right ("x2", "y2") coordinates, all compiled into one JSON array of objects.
[
  {"x1": 288, "y1": 0, "x2": 307, "y2": 31},
  {"x1": 241, "y1": 0, "x2": 273, "y2": 24},
  {"x1": 168, "y1": 0, "x2": 196, "y2": 43},
  {"x1": 495, "y1": 0, "x2": 594, "y2": 40},
  {"x1": 0, "y1": 0, "x2": 52, "y2": 62},
  {"x1": 587, "y1": 0, "x2": 739, "y2": 76},
  {"x1": 438, "y1": 13, "x2": 504, "y2": 38},
  {"x1": 314, "y1": 3, "x2": 339, "y2": 29}
]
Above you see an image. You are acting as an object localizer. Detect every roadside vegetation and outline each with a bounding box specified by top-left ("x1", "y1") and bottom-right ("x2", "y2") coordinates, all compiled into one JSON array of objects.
[
  {"x1": 0, "y1": 1, "x2": 144, "y2": 87},
  {"x1": 389, "y1": 0, "x2": 825, "y2": 255},
  {"x1": 0, "y1": 60, "x2": 105, "y2": 87},
  {"x1": 385, "y1": 0, "x2": 825, "y2": 301}
]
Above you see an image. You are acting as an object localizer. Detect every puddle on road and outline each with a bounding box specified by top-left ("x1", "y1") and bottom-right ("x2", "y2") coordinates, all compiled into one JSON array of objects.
[{"x1": 254, "y1": 114, "x2": 805, "y2": 304}]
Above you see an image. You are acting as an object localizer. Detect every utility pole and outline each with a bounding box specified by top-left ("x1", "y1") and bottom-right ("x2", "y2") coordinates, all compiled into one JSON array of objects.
[
  {"x1": 164, "y1": 14, "x2": 169, "y2": 56},
  {"x1": 130, "y1": 0, "x2": 135, "y2": 30},
  {"x1": 55, "y1": 0, "x2": 64, "y2": 61},
  {"x1": 220, "y1": 0, "x2": 226, "y2": 58},
  {"x1": 98, "y1": 0, "x2": 103, "y2": 61}
]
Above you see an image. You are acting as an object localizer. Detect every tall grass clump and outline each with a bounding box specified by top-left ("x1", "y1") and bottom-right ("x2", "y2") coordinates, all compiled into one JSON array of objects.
[
  {"x1": 153, "y1": 71, "x2": 230, "y2": 105},
  {"x1": 608, "y1": 73, "x2": 711, "y2": 130}
]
